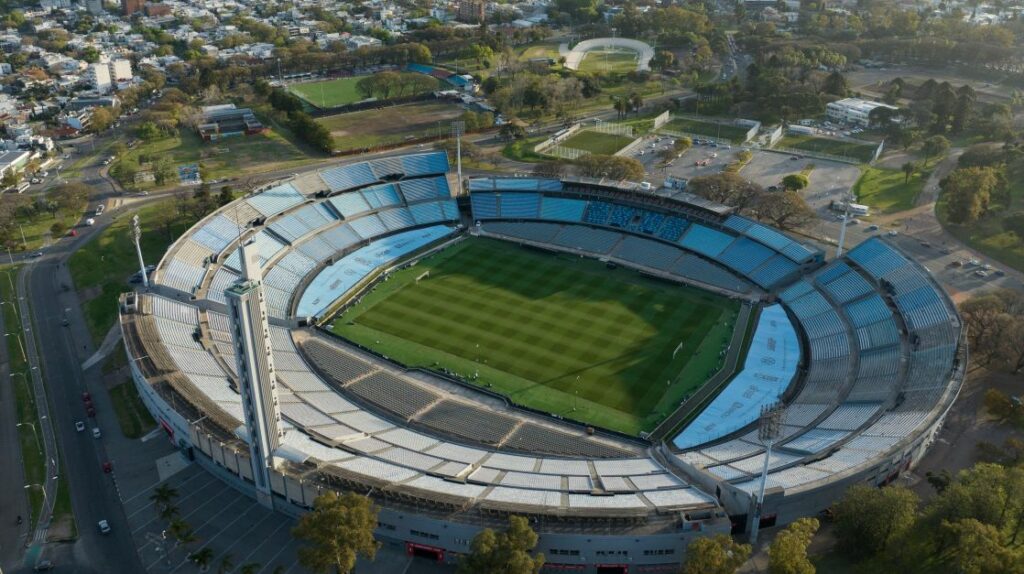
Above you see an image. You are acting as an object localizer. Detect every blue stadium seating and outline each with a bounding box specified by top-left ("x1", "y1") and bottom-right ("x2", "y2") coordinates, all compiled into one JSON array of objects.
[
  {"x1": 401, "y1": 152, "x2": 448, "y2": 176},
  {"x1": 321, "y1": 162, "x2": 377, "y2": 192},
  {"x1": 657, "y1": 216, "x2": 689, "y2": 242},
  {"x1": 583, "y1": 202, "x2": 612, "y2": 226},
  {"x1": 329, "y1": 192, "x2": 372, "y2": 219},
  {"x1": 499, "y1": 193, "x2": 541, "y2": 218},
  {"x1": 471, "y1": 194, "x2": 499, "y2": 219},
  {"x1": 539, "y1": 197, "x2": 587, "y2": 222},
  {"x1": 719, "y1": 238, "x2": 775, "y2": 275},
  {"x1": 361, "y1": 184, "x2": 402, "y2": 210},
  {"x1": 678, "y1": 224, "x2": 736, "y2": 258},
  {"x1": 607, "y1": 205, "x2": 636, "y2": 228}
]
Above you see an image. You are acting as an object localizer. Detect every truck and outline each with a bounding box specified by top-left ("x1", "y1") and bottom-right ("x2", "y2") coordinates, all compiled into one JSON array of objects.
[{"x1": 830, "y1": 200, "x2": 870, "y2": 217}]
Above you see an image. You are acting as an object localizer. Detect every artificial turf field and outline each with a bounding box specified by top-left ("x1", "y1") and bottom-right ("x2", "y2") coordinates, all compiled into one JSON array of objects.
[
  {"x1": 560, "y1": 130, "x2": 636, "y2": 155},
  {"x1": 330, "y1": 238, "x2": 740, "y2": 435}
]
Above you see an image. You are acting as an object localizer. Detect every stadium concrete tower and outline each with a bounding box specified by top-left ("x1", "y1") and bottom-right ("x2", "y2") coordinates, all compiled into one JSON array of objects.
[{"x1": 225, "y1": 241, "x2": 283, "y2": 509}]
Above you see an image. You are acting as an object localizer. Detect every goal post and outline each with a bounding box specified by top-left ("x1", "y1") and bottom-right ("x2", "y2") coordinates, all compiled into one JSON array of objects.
[{"x1": 416, "y1": 271, "x2": 430, "y2": 282}]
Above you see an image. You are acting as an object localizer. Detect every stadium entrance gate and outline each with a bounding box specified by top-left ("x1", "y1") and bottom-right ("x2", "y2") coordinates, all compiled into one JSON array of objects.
[
  {"x1": 406, "y1": 542, "x2": 445, "y2": 562},
  {"x1": 596, "y1": 564, "x2": 629, "y2": 574}
]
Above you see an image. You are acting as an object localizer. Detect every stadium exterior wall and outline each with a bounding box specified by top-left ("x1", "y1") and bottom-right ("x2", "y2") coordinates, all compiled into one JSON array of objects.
[{"x1": 122, "y1": 315, "x2": 731, "y2": 572}]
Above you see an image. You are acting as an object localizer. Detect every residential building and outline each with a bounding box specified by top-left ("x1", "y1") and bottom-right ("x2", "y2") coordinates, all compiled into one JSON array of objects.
[
  {"x1": 122, "y1": 0, "x2": 144, "y2": 16},
  {"x1": 86, "y1": 62, "x2": 113, "y2": 93},
  {"x1": 456, "y1": 0, "x2": 486, "y2": 23}
]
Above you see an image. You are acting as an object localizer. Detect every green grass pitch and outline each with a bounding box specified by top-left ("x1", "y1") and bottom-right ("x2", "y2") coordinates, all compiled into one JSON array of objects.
[
  {"x1": 290, "y1": 77, "x2": 366, "y2": 109},
  {"x1": 560, "y1": 130, "x2": 636, "y2": 155},
  {"x1": 329, "y1": 238, "x2": 740, "y2": 435},
  {"x1": 663, "y1": 118, "x2": 751, "y2": 143},
  {"x1": 578, "y1": 48, "x2": 640, "y2": 74}
]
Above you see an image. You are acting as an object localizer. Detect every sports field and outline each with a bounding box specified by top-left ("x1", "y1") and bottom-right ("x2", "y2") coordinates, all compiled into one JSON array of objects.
[
  {"x1": 290, "y1": 75, "x2": 439, "y2": 109},
  {"x1": 560, "y1": 130, "x2": 635, "y2": 155},
  {"x1": 578, "y1": 48, "x2": 640, "y2": 74},
  {"x1": 779, "y1": 134, "x2": 878, "y2": 163},
  {"x1": 318, "y1": 100, "x2": 463, "y2": 152},
  {"x1": 663, "y1": 117, "x2": 751, "y2": 143},
  {"x1": 330, "y1": 238, "x2": 740, "y2": 435}
]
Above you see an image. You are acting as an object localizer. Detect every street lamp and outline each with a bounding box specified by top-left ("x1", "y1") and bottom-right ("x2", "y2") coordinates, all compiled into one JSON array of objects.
[{"x1": 16, "y1": 422, "x2": 41, "y2": 456}]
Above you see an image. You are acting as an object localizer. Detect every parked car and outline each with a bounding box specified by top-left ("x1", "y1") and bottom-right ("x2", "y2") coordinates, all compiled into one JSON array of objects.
[
  {"x1": 866, "y1": 225, "x2": 879, "y2": 231},
  {"x1": 97, "y1": 520, "x2": 111, "y2": 534},
  {"x1": 75, "y1": 421, "x2": 85, "y2": 432},
  {"x1": 92, "y1": 427, "x2": 101, "y2": 439},
  {"x1": 887, "y1": 230, "x2": 899, "y2": 236}
]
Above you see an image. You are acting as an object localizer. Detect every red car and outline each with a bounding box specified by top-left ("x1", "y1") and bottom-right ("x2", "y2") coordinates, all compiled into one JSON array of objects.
[
  {"x1": 81, "y1": 392, "x2": 91, "y2": 402},
  {"x1": 102, "y1": 461, "x2": 113, "y2": 474},
  {"x1": 86, "y1": 406, "x2": 96, "y2": 417}
]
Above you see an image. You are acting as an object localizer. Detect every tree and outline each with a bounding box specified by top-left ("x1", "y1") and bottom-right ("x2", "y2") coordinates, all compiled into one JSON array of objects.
[
  {"x1": 137, "y1": 121, "x2": 162, "y2": 140},
  {"x1": 574, "y1": 155, "x2": 645, "y2": 181},
  {"x1": 292, "y1": 492, "x2": 380, "y2": 574},
  {"x1": 941, "y1": 166, "x2": 998, "y2": 224},
  {"x1": 781, "y1": 173, "x2": 809, "y2": 191},
  {"x1": 940, "y1": 519, "x2": 1024, "y2": 574},
  {"x1": 823, "y1": 71, "x2": 849, "y2": 97},
  {"x1": 239, "y1": 564, "x2": 261, "y2": 574},
  {"x1": 458, "y1": 516, "x2": 544, "y2": 574},
  {"x1": 768, "y1": 517, "x2": 819, "y2": 574},
  {"x1": 189, "y1": 548, "x2": 215, "y2": 572},
  {"x1": 834, "y1": 485, "x2": 919, "y2": 560},
  {"x1": 628, "y1": 92, "x2": 644, "y2": 116},
  {"x1": 902, "y1": 161, "x2": 917, "y2": 184},
  {"x1": 218, "y1": 186, "x2": 233, "y2": 207},
  {"x1": 688, "y1": 173, "x2": 764, "y2": 211},
  {"x1": 50, "y1": 221, "x2": 67, "y2": 237},
  {"x1": 499, "y1": 120, "x2": 527, "y2": 141},
  {"x1": 217, "y1": 553, "x2": 235, "y2": 574},
  {"x1": 922, "y1": 135, "x2": 950, "y2": 166},
  {"x1": 756, "y1": 191, "x2": 815, "y2": 230},
  {"x1": 674, "y1": 137, "x2": 693, "y2": 153},
  {"x1": 680, "y1": 534, "x2": 751, "y2": 574},
  {"x1": 90, "y1": 106, "x2": 117, "y2": 132}
]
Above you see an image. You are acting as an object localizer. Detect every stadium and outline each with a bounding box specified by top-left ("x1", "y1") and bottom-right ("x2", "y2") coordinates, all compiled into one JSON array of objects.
[{"x1": 118, "y1": 151, "x2": 965, "y2": 573}]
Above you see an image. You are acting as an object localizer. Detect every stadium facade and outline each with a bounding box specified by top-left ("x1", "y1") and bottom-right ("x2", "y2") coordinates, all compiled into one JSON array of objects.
[{"x1": 119, "y1": 152, "x2": 964, "y2": 573}]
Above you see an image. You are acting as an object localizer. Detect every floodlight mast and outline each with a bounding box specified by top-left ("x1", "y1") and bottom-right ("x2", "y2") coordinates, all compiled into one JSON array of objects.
[
  {"x1": 130, "y1": 214, "x2": 148, "y2": 288},
  {"x1": 836, "y1": 196, "x2": 852, "y2": 257},
  {"x1": 452, "y1": 120, "x2": 465, "y2": 193},
  {"x1": 750, "y1": 402, "x2": 784, "y2": 545}
]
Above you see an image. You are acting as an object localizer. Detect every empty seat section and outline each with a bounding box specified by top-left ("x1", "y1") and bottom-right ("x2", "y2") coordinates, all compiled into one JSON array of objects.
[
  {"x1": 847, "y1": 239, "x2": 907, "y2": 279},
  {"x1": 657, "y1": 216, "x2": 690, "y2": 241},
  {"x1": 613, "y1": 236, "x2": 682, "y2": 270},
  {"x1": 607, "y1": 204, "x2": 636, "y2": 228},
  {"x1": 190, "y1": 214, "x2": 240, "y2": 253},
  {"x1": 820, "y1": 270, "x2": 873, "y2": 304},
  {"x1": 471, "y1": 193, "x2": 499, "y2": 219},
  {"x1": 275, "y1": 250, "x2": 317, "y2": 276},
  {"x1": 672, "y1": 254, "x2": 752, "y2": 293},
  {"x1": 246, "y1": 183, "x2": 305, "y2": 217},
  {"x1": 497, "y1": 192, "x2": 541, "y2": 218},
  {"x1": 844, "y1": 294, "x2": 891, "y2": 328},
  {"x1": 303, "y1": 339, "x2": 374, "y2": 383},
  {"x1": 409, "y1": 201, "x2": 446, "y2": 225},
  {"x1": 749, "y1": 255, "x2": 799, "y2": 289},
  {"x1": 377, "y1": 207, "x2": 417, "y2": 231},
  {"x1": 550, "y1": 224, "x2": 622, "y2": 253},
  {"x1": 329, "y1": 192, "x2": 372, "y2": 219},
  {"x1": 416, "y1": 401, "x2": 518, "y2": 445},
  {"x1": 223, "y1": 231, "x2": 285, "y2": 271},
  {"x1": 719, "y1": 237, "x2": 775, "y2": 275},
  {"x1": 856, "y1": 318, "x2": 900, "y2": 350},
  {"x1": 296, "y1": 234, "x2": 339, "y2": 262},
  {"x1": 369, "y1": 156, "x2": 406, "y2": 179},
  {"x1": 348, "y1": 371, "x2": 439, "y2": 418},
  {"x1": 483, "y1": 221, "x2": 562, "y2": 243},
  {"x1": 440, "y1": 199, "x2": 459, "y2": 220},
  {"x1": 349, "y1": 214, "x2": 388, "y2": 239},
  {"x1": 583, "y1": 201, "x2": 611, "y2": 225},
  {"x1": 505, "y1": 424, "x2": 631, "y2": 458},
  {"x1": 679, "y1": 224, "x2": 736, "y2": 258},
  {"x1": 399, "y1": 177, "x2": 447, "y2": 202},
  {"x1": 401, "y1": 152, "x2": 448, "y2": 176},
  {"x1": 539, "y1": 197, "x2": 587, "y2": 222},
  {"x1": 320, "y1": 162, "x2": 377, "y2": 192},
  {"x1": 360, "y1": 184, "x2": 402, "y2": 210}
]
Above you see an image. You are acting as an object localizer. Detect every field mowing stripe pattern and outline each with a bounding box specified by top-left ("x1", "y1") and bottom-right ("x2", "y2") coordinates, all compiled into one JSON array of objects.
[{"x1": 333, "y1": 239, "x2": 738, "y2": 434}]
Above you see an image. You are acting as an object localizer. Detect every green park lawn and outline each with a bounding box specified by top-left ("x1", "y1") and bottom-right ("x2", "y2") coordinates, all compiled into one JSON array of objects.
[
  {"x1": 112, "y1": 129, "x2": 316, "y2": 191},
  {"x1": 560, "y1": 130, "x2": 636, "y2": 155},
  {"x1": 330, "y1": 238, "x2": 739, "y2": 435},
  {"x1": 69, "y1": 200, "x2": 200, "y2": 343},
  {"x1": 779, "y1": 134, "x2": 878, "y2": 163},
  {"x1": 853, "y1": 166, "x2": 928, "y2": 214}
]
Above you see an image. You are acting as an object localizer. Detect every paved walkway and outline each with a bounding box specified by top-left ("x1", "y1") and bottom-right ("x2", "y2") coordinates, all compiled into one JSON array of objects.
[{"x1": 81, "y1": 323, "x2": 123, "y2": 371}]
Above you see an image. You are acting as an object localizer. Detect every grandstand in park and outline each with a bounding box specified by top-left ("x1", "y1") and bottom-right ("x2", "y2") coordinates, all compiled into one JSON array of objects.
[{"x1": 119, "y1": 151, "x2": 965, "y2": 573}]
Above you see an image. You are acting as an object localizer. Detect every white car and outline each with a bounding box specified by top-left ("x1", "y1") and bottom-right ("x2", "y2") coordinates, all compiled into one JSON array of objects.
[
  {"x1": 887, "y1": 230, "x2": 899, "y2": 236},
  {"x1": 97, "y1": 520, "x2": 111, "y2": 534},
  {"x1": 92, "y1": 427, "x2": 101, "y2": 439},
  {"x1": 75, "y1": 421, "x2": 85, "y2": 432}
]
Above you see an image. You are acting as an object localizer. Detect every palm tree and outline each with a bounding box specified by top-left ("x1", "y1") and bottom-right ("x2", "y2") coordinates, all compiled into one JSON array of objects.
[
  {"x1": 150, "y1": 484, "x2": 178, "y2": 510},
  {"x1": 629, "y1": 92, "x2": 644, "y2": 116},
  {"x1": 239, "y1": 563, "x2": 261, "y2": 574},
  {"x1": 189, "y1": 548, "x2": 215, "y2": 573},
  {"x1": 217, "y1": 553, "x2": 235, "y2": 574},
  {"x1": 271, "y1": 567, "x2": 285, "y2": 574},
  {"x1": 158, "y1": 505, "x2": 179, "y2": 521}
]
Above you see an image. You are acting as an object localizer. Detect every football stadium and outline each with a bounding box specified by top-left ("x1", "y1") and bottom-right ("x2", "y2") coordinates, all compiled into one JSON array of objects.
[{"x1": 119, "y1": 151, "x2": 965, "y2": 573}]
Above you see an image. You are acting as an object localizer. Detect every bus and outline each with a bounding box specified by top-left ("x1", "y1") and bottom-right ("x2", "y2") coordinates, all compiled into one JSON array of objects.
[{"x1": 831, "y1": 200, "x2": 870, "y2": 217}]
